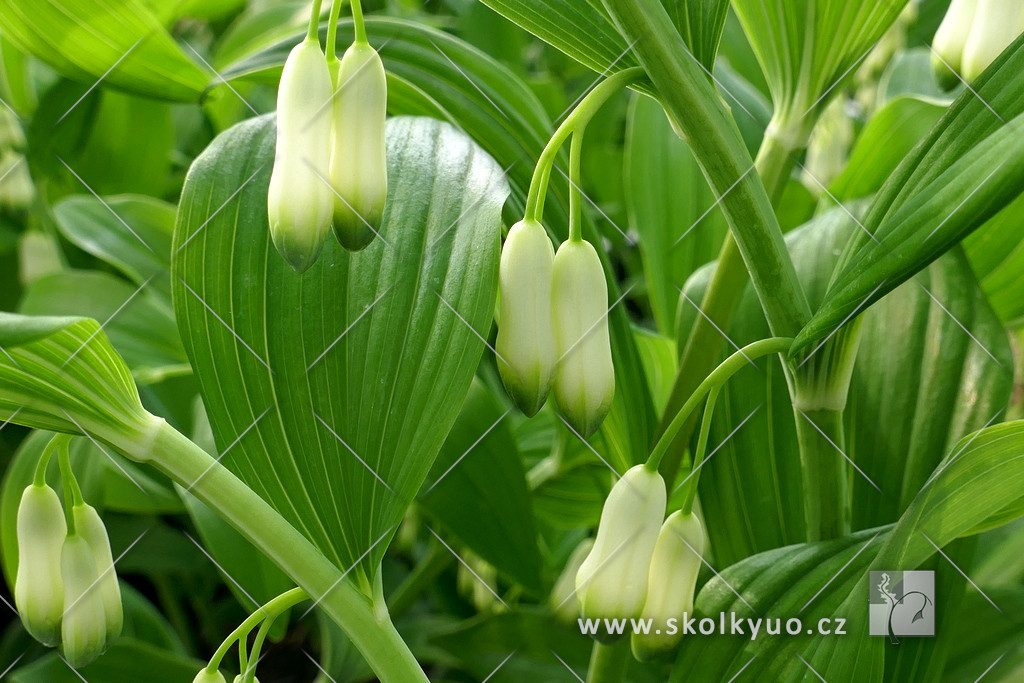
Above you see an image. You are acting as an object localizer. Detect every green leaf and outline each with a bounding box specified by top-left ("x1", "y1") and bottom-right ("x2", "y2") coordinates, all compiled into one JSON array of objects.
[
  {"x1": 963, "y1": 191, "x2": 1024, "y2": 327},
  {"x1": 420, "y1": 380, "x2": 542, "y2": 592},
  {"x1": 0, "y1": 0, "x2": 207, "y2": 101},
  {"x1": 663, "y1": 0, "x2": 731, "y2": 72},
  {"x1": 943, "y1": 588, "x2": 1024, "y2": 683},
  {"x1": 7, "y1": 639, "x2": 202, "y2": 683},
  {"x1": 172, "y1": 115, "x2": 508, "y2": 580}
]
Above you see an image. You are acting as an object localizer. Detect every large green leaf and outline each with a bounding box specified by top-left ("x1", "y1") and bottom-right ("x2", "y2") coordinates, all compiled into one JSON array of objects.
[
  {"x1": 663, "y1": 0, "x2": 731, "y2": 72},
  {"x1": 7, "y1": 639, "x2": 202, "y2": 683},
  {"x1": 0, "y1": 0, "x2": 207, "y2": 101},
  {"x1": 963, "y1": 191, "x2": 1024, "y2": 328},
  {"x1": 172, "y1": 115, "x2": 507, "y2": 580}
]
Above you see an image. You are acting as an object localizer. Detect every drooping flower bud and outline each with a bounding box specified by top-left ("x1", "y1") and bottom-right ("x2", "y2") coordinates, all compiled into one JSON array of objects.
[
  {"x1": 14, "y1": 483, "x2": 66, "y2": 646},
  {"x1": 631, "y1": 511, "x2": 706, "y2": 661},
  {"x1": 551, "y1": 239, "x2": 615, "y2": 437},
  {"x1": 932, "y1": 0, "x2": 979, "y2": 90},
  {"x1": 60, "y1": 534, "x2": 108, "y2": 668},
  {"x1": 496, "y1": 219, "x2": 557, "y2": 416},
  {"x1": 193, "y1": 669, "x2": 227, "y2": 683},
  {"x1": 0, "y1": 150, "x2": 34, "y2": 212},
  {"x1": 72, "y1": 503, "x2": 122, "y2": 642},
  {"x1": 549, "y1": 538, "x2": 593, "y2": 623},
  {"x1": 267, "y1": 38, "x2": 335, "y2": 272},
  {"x1": 576, "y1": 465, "x2": 665, "y2": 640},
  {"x1": 961, "y1": 0, "x2": 1024, "y2": 82},
  {"x1": 328, "y1": 41, "x2": 388, "y2": 251}
]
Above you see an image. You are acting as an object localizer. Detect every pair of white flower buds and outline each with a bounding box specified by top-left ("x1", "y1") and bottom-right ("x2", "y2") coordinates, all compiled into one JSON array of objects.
[
  {"x1": 933, "y1": 0, "x2": 1024, "y2": 87},
  {"x1": 267, "y1": 25, "x2": 388, "y2": 272}
]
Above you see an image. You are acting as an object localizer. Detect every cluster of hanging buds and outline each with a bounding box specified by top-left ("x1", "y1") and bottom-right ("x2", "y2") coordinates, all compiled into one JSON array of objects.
[
  {"x1": 267, "y1": 0, "x2": 388, "y2": 271},
  {"x1": 192, "y1": 588, "x2": 307, "y2": 683},
  {"x1": 0, "y1": 108, "x2": 34, "y2": 211},
  {"x1": 932, "y1": 0, "x2": 1024, "y2": 88},
  {"x1": 15, "y1": 436, "x2": 123, "y2": 668}
]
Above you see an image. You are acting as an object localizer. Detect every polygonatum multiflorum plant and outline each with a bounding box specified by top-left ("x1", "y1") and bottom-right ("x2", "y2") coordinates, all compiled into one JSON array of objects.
[{"x1": 1, "y1": 0, "x2": 1024, "y2": 681}]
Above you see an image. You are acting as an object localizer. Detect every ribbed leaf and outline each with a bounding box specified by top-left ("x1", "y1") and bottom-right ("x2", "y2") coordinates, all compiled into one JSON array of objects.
[
  {"x1": 663, "y1": 0, "x2": 731, "y2": 71},
  {"x1": 963, "y1": 191, "x2": 1024, "y2": 328},
  {"x1": 172, "y1": 115, "x2": 507, "y2": 580},
  {"x1": 0, "y1": 0, "x2": 207, "y2": 101}
]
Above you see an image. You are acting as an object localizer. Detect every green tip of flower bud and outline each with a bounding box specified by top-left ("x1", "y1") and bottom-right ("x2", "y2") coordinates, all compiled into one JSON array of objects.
[
  {"x1": 631, "y1": 511, "x2": 706, "y2": 661},
  {"x1": 193, "y1": 668, "x2": 227, "y2": 683},
  {"x1": 268, "y1": 39, "x2": 335, "y2": 272},
  {"x1": 931, "y1": 0, "x2": 977, "y2": 90},
  {"x1": 496, "y1": 219, "x2": 557, "y2": 416},
  {"x1": 551, "y1": 239, "x2": 615, "y2": 437},
  {"x1": 15, "y1": 484, "x2": 67, "y2": 647},
  {"x1": 60, "y1": 534, "x2": 109, "y2": 668},
  {"x1": 329, "y1": 42, "x2": 388, "y2": 252},
  {"x1": 72, "y1": 503, "x2": 123, "y2": 642},
  {"x1": 576, "y1": 465, "x2": 665, "y2": 642}
]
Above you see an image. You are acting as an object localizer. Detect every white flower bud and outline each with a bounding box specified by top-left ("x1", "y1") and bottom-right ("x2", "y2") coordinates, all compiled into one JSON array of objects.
[
  {"x1": 72, "y1": 503, "x2": 122, "y2": 642},
  {"x1": 268, "y1": 38, "x2": 335, "y2": 272},
  {"x1": 14, "y1": 483, "x2": 66, "y2": 646},
  {"x1": 233, "y1": 676, "x2": 260, "y2": 683},
  {"x1": 496, "y1": 219, "x2": 557, "y2": 416},
  {"x1": 576, "y1": 465, "x2": 665, "y2": 640},
  {"x1": 932, "y1": 0, "x2": 979, "y2": 89},
  {"x1": 60, "y1": 534, "x2": 108, "y2": 668},
  {"x1": 193, "y1": 669, "x2": 227, "y2": 683},
  {"x1": 631, "y1": 511, "x2": 706, "y2": 661},
  {"x1": 0, "y1": 150, "x2": 34, "y2": 212},
  {"x1": 551, "y1": 239, "x2": 615, "y2": 437},
  {"x1": 961, "y1": 0, "x2": 1024, "y2": 82},
  {"x1": 549, "y1": 538, "x2": 593, "y2": 623},
  {"x1": 329, "y1": 42, "x2": 388, "y2": 251}
]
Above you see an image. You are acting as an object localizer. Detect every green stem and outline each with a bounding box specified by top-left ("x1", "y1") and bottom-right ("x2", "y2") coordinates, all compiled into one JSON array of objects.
[
  {"x1": 568, "y1": 130, "x2": 584, "y2": 242},
  {"x1": 34, "y1": 434, "x2": 63, "y2": 486},
  {"x1": 647, "y1": 337, "x2": 793, "y2": 471},
  {"x1": 680, "y1": 387, "x2": 718, "y2": 516},
  {"x1": 656, "y1": 130, "x2": 801, "y2": 485},
  {"x1": 794, "y1": 408, "x2": 850, "y2": 541},
  {"x1": 127, "y1": 419, "x2": 428, "y2": 683},
  {"x1": 56, "y1": 435, "x2": 83, "y2": 530},
  {"x1": 306, "y1": 0, "x2": 325, "y2": 43},
  {"x1": 525, "y1": 67, "x2": 645, "y2": 223},
  {"x1": 602, "y1": 0, "x2": 810, "y2": 340},
  {"x1": 585, "y1": 640, "x2": 629, "y2": 683},
  {"x1": 209, "y1": 588, "x2": 308, "y2": 671},
  {"x1": 351, "y1": 0, "x2": 367, "y2": 45},
  {"x1": 325, "y1": 0, "x2": 346, "y2": 59}
]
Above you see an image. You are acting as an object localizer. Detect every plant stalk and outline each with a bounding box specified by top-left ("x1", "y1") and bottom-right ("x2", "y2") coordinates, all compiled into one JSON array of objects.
[
  {"x1": 793, "y1": 408, "x2": 850, "y2": 540},
  {"x1": 127, "y1": 418, "x2": 428, "y2": 683},
  {"x1": 585, "y1": 639, "x2": 630, "y2": 683}
]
